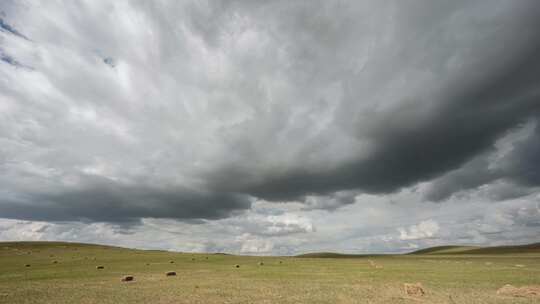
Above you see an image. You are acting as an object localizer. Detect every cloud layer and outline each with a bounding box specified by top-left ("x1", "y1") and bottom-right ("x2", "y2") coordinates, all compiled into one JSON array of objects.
[{"x1": 1, "y1": 1, "x2": 539, "y2": 253}]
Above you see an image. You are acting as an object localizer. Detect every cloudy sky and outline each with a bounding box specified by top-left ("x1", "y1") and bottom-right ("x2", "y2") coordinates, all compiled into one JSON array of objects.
[{"x1": 1, "y1": 0, "x2": 539, "y2": 255}]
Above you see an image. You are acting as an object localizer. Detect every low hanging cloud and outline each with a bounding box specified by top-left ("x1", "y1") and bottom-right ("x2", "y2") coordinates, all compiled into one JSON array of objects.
[
  {"x1": 425, "y1": 118, "x2": 540, "y2": 202},
  {"x1": 0, "y1": 0, "x2": 540, "y2": 227},
  {"x1": 0, "y1": 175, "x2": 251, "y2": 222},
  {"x1": 398, "y1": 220, "x2": 440, "y2": 241}
]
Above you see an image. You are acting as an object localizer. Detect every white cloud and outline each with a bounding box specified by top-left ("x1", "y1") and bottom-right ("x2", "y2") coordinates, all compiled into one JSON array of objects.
[
  {"x1": 398, "y1": 219, "x2": 440, "y2": 241},
  {"x1": 238, "y1": 234, "x2": 274, "y2": 254}
]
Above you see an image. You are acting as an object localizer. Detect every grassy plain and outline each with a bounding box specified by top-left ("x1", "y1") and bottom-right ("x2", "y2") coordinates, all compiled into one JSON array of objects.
[{"x1": 0, "y1": 242, "x2": 539, "y2": 303}]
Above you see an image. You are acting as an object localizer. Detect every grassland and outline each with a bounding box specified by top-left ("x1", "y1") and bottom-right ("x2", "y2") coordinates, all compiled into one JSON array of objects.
[{"x1": 0, "y1": 242, "x2": 539, "y2": 303}]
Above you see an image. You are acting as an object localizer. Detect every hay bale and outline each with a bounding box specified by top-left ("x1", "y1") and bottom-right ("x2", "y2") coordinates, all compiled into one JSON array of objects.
[
  {"x1": 121, "y1": 275, "x2": 134, "y2": 282},
  {"x1": 485, "y1": 262, "x2": 493, "y2": 266},
  {"x1": 279, "y1": 261, "x2": 283, "y2": 264},
  {"x1": 404, "y1": 283, "x2": 425, "y2": 297},
  {"x1": 52, "y1": 261, "x2": 58, "y2": 264},
  {"x1": 191, "y1": 258, "x2": 195, "y2": 261},
  {"x1": 24, "y1": 264, "x2": 31, "y2": 267},
  {"x1": 166, "y1": 271, "x2": 176, "y2": 276},
  {"x1": 169, "y1": 260, "x2": 175, "y2": 264},
  {"x1": 515, "y1": 264, "x2": 525, "y2": 268},
  {"x1": 96, "y1": 266, "x2": 104, "y2": 269},
  {"x1": 368, "y1": 260, "x2": 382, "y2": 269},
  {"x1": 205, "y1": 257, "x2": 208, "y2": 260},
  {"x1": 497, "y1": 284, "x2": 540, "y2": 297},
  {"x1": 258, "y1": 262, "x2": 264, "y2": 266},
  {"x1": 497, "y1": 284, "x2": 518, "y2": 296},
  {"x1": 235, "y1": 264, "x2": 240, "y2": 268}
]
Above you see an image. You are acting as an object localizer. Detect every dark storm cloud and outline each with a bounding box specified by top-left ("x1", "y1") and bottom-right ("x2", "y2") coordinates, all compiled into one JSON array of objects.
[
  {"x1": 0, "y1": 176, "x2": 250, "y2": 222},
  {"x1": 301, "y1": 191, "x2": 358, "y2": 211},
  {"x1": 503, "y1": 121, "x2": 540, "y2": 186},
  {"x1": 207, "y1": 10, "x2": 540, "y2": 201},
  {"x1": 426, "y1": 116, "x2": 540, "y2": 201},
  {"x1": 1, "y1": 0, "x2": 540, "y2": 225}
]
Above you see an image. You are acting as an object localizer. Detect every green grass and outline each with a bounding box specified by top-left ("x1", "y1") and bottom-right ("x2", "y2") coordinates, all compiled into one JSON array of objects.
[{"x1": 0, "y1": 242, "x2": 539, "y2": 303}]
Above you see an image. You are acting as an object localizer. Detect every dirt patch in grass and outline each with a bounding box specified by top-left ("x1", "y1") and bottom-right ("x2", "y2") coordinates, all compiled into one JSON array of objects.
[{"x1": 497, "y1": 284, "x2": 540, "y2": 298}]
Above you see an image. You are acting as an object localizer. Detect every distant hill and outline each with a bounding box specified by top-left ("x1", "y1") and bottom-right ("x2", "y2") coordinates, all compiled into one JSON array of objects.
[
  {"x1": 3, "y1": 241, "x2": 539, "y2": 257},
  {"x1": 407, "y1": 245, "x2": 480, "y2": 255},
  {"x1": 295, "y1": 252, "x2": 379, "y2": 258},
  {"x1": 409, "y1": 242, "x2": 540, "y2": 255},
  {"x1": 455, "y1": 242, "x2": 540, "y2": 254},
  {"x1": 295, "y1": 242, "x2": 540, "y2": 258},
  {"x1": 0, "y1": 241, "x2": 127, "y2": 251}
]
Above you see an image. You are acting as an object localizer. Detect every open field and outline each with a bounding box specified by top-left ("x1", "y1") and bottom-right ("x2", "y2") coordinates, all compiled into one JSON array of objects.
[{"x1": 0, "y1": 242, "x2": 539, "y2": 303}]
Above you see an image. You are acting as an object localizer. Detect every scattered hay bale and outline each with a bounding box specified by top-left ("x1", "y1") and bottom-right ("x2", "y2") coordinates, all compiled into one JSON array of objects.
[
  {"x1": 146, "y1": 263, "x2": 150, "y2": 266},
  {"x1": 235, "y1": 264, "x2": 240, "y2": 268},
  {"x1": 24, "y1": 264, "x2": 31, "y2": 267},
  {"x1": 497, "y1": 285, "x2": 517, "y2": 296},
  {"x1": 497, "y1": 284, "x2": 540, "y2": 298},
  {"x1": 191, "y1": 258, "x2": 195, "y2": 261},
  {"x1": 52, "y1": 261, "x2": 58, "y2": 264},
  {"x1": 279, "y1": 261, "x2": 283, "y2": 264},
  {"x1": 258, "y1": 262, "x2": 264, "y2": 266},
  {"x1": 166, "y1": 271, "x2": 176, "y2": 276},
  {"x1": 96, "y1": 266, "x2": 104, "y2": 269},
  {"x1": 121, "y1": 275, "x2": 134, "y2": 282},
  {"x1": 169, "y1": 260, "x2": 175, "y2": 264},
  {"x1": 205, "y1": 257, "x2": 208, "y2": 260},
  {"x1": 368, "y1": 260, "x2": 383, "y2": 269},
  {"x1": 404, "y1": 283, "x2": 426, "y2": 297}
]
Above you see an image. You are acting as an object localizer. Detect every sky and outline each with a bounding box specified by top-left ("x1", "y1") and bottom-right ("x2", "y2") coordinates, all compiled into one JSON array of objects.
[{"x1": 0, "y1": 0, "x2": 539, "y2": 255}]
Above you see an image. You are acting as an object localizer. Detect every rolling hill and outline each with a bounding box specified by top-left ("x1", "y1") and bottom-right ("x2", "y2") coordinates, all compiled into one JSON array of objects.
[
  {"x1": 407, "y1": 245, "x2": 481, "y2": 255},
  {"x1": 409, "y1": 242, "x2": 540, "y2": 255},
  {"x1": 294, "y1": 242, "x2": 540, "y2": 258}
]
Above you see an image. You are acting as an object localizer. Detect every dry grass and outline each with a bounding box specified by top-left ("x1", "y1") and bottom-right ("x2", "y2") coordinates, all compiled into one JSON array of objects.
[
  {"x1": 497, "y1": 284, "x2": 540, "y2": 298},
  {"x1": 0, "y1": 242, "x2": 539, "y2": 303}
]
